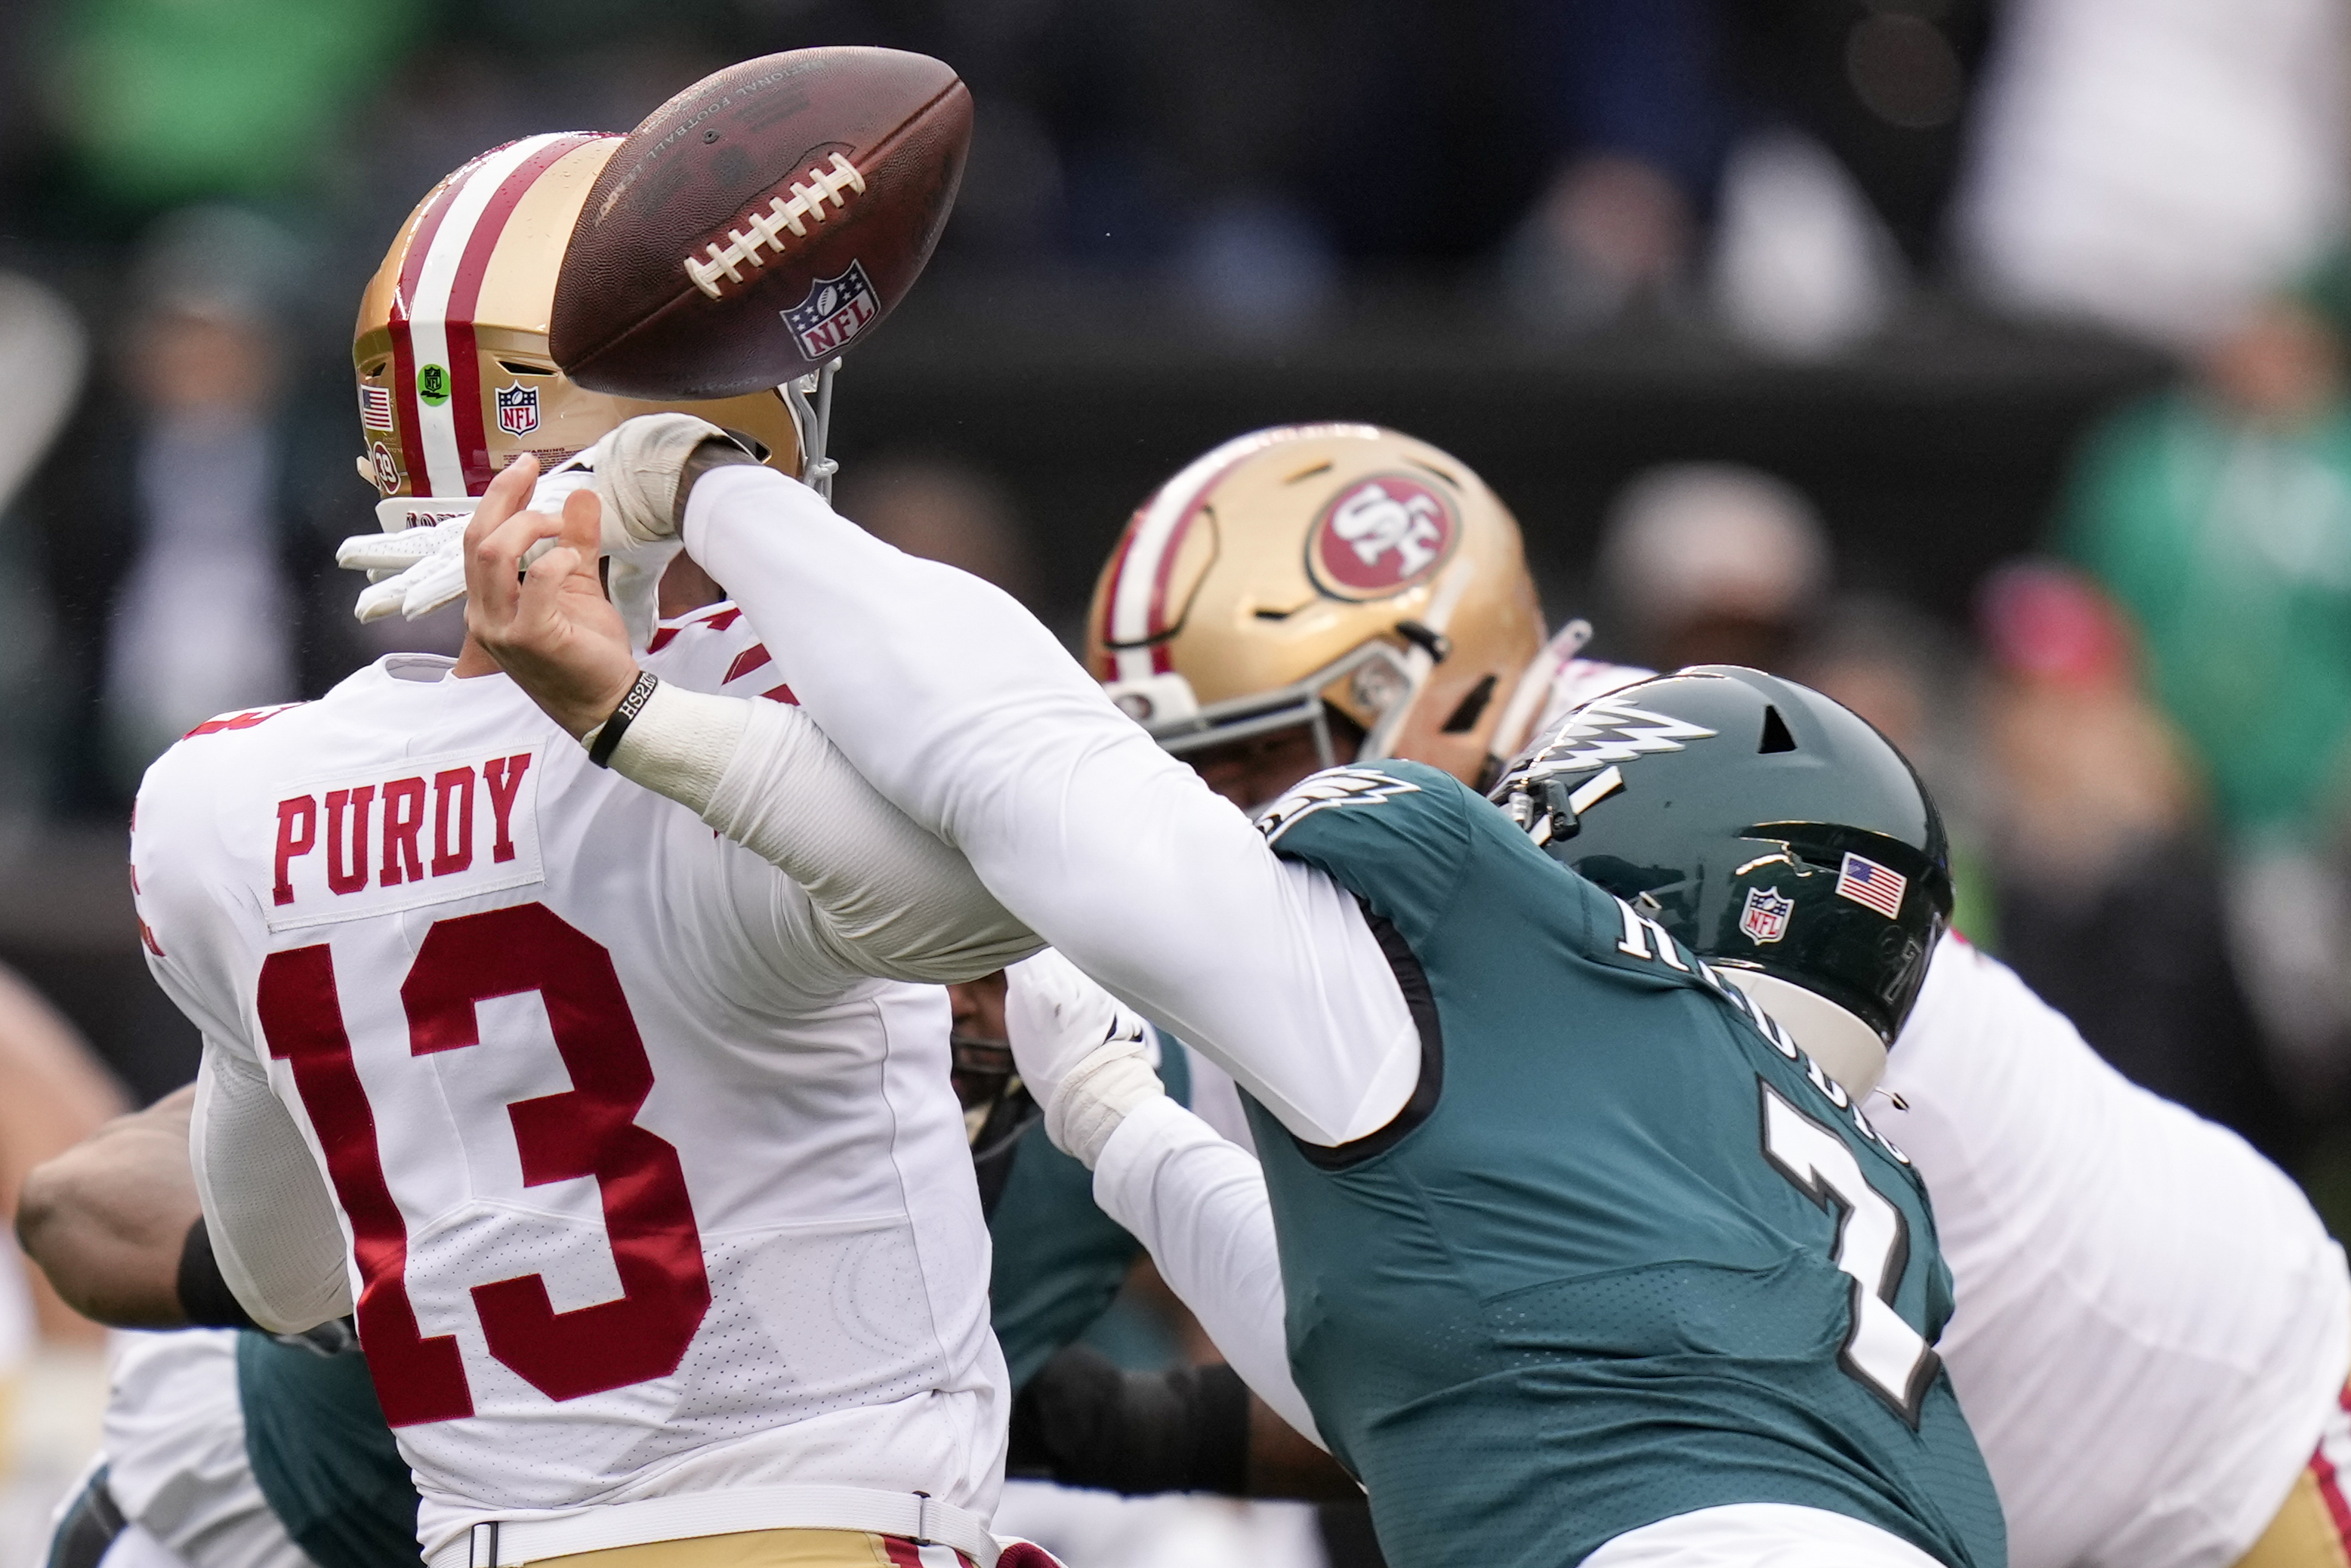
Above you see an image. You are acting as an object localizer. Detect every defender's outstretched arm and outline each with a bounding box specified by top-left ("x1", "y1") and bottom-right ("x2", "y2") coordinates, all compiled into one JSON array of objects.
[{"x1": 676, "y1": 465, "x2": 1418, "y2": 1147}]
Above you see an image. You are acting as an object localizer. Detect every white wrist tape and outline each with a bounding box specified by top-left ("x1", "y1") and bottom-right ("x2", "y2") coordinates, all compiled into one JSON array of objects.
[
  {"x1": 1047, "y1": 1041, "x2": 1168, "y2": 1169},
  {"x1": 605, "y1": 681, "x2": 748, "y2": 811}
]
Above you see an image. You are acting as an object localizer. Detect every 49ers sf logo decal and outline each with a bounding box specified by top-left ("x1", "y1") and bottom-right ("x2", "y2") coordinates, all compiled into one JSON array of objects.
[{"x1": 1308, "y1": 474, "x2": 1458, "y2": 599}]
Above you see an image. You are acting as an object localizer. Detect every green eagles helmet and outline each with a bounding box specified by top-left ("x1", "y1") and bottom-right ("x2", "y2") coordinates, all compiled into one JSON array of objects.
[{"x1": 1491, "y1": 665, "x2": 1952, "y2": 1045}]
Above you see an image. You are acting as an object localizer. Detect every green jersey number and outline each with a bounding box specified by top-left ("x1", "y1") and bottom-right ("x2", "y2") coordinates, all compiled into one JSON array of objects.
[{"x1": 1759, "y1": 1081, "x2": 1940, "y2": 1427}]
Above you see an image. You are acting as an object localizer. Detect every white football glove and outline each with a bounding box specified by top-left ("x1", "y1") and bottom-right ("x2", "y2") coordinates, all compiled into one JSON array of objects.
[
  {"x1": 1004, "y1": 949, "x2": 1166, "y2": 1168},
  {"x1": 335, "y1": 413, "x2": 750, "y2": 650}
]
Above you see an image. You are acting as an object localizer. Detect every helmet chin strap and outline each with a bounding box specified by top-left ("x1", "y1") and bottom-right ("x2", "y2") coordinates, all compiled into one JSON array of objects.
[
  {"x1": 782, "y1": 360, "x2": 840, "y2": 500},
  {"x1": 1714, "y1": 969, "x2": 1890, "y2": 1099}
]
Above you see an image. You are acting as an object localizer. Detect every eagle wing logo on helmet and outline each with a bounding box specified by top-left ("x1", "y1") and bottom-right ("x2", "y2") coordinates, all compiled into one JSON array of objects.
[
  {"x1": 1520, "y1": 693, "x2": 1719, "y2": 780},
  {"x1": 1310, "y1": 475, "x2": 1458, "y2": 598},
  {"x1": 1257, "y1": 767, "x2": 1424, "y2": 845}
]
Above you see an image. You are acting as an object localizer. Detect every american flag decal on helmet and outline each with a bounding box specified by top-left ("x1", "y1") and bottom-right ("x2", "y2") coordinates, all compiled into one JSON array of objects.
[
  {"x1": 359, "y1": 384, "x2": 393, "y2": 431},
  {"x1": 1835, "y1": 852, "x2": 1906, "y2": 920}
]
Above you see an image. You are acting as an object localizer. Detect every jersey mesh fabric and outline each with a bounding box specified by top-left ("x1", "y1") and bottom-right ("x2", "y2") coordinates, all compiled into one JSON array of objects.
[
  {"x1": 130, "y1": 640, "x2": 1004, "y2": 1563},
  {"x1": 1244, "y1": 761, "x2": 2005, "y2": 1568},
  {"x1": 193, "y1": 1044, "x2": 352, "y2": 1331}
]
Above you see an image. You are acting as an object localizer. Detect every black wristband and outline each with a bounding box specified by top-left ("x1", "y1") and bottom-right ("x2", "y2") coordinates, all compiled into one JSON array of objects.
[
  {"x1": 176, "y1": 1217, "x2": 261, "y2": 1331},
  {"x1": 586, "y1": 670, "x2": 660, "y2": 769}
]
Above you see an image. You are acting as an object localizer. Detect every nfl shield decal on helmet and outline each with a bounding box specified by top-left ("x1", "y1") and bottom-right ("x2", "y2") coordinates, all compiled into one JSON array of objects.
[
  {"x1": 495, "y1": 382, "x2": 541, "y2": 437},
  {"x1": 1740, "y1": 885, "x2": 1793, "y2": 944},
  {"x1": 1308, "y1": 474, "x2": 1458, "y2": 599},
  {"x1": 782, "y1": 261, "x2": 879, "y2": 361}
]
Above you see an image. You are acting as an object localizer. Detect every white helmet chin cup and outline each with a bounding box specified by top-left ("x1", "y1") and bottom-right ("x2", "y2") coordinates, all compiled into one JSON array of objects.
[{"x1": 1716, "y1": 969, "x2": 1890, "y2": 1099}]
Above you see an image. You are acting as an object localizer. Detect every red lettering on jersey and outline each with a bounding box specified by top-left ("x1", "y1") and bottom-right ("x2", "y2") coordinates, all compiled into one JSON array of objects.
[
  {"x1": 644, "y1": 627, "x2": 679, "y2": 654},
  {"x1": 761, "y1": 684, "x2": 798, "y2": 705},
  {"x1": 404, "y1": 904, "x2": 711, "y2": 1400},
  {"x1": 273, "y1": 797, "x2": 317, "y2": 906},
  {"x1": 724, "y1": 644, "x2": 773, "y2": 684},
  {"x1": 184, "y1": 703, "x2": 301, "y2": 739},
  {"x1": 484, "y1": 755, "x2": 529, "y2": 865},
  {"x1": 257, "y1": 945, "x2": 474, "y2": 1427},
  {"x1": 430, "y1": 769, "x2": 474, "y2": 877},
  {"x1": 324, "y1": 788, "x2": 375, "y2": 896},
  {"x1": 137, "y1": 917, "x2": 164, "y2": 958},
  {"x1": 700, "y1": 607, "x2": 741, "y2": 631},
  {"x1": 380, "y1": 778, "x2": 426, "y2": 886}
]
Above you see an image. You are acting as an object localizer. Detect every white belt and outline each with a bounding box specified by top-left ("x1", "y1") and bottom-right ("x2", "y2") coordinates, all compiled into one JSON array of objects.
[{"x1": 424, "y1": 1486, "x2": 999, "y2": 1568}]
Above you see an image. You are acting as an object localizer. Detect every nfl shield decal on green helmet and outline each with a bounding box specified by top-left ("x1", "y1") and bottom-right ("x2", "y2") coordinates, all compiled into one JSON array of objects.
[{"x1": 1492, "y1": 665, "x2": 1952, "y2": 1043}]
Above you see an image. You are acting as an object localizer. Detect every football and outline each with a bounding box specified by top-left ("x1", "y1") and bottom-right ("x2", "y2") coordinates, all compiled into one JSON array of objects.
[{"x1": 549, "y1": 47, "x2": 971, "y2": 400}]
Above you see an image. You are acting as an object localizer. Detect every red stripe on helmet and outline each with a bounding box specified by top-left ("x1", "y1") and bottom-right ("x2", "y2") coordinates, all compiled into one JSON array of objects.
[
  {"x1": 387, "y1": 159, "x2": 482, "y2": 495},
  {"x1": 1141, "y1": 502, "x2": 1204, "y2": 672},
  {"x1": 445, "y1": 133, "x2": 604, "y2": 493},
  {"x1": 1095, "y1": 516, "x2": 1146, "y2": 674}
]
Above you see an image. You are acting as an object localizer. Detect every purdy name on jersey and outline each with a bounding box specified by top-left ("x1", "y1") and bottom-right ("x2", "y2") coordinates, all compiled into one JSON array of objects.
[{"x1": 266, "y1": 748, "x2": 538, "y2": 923}]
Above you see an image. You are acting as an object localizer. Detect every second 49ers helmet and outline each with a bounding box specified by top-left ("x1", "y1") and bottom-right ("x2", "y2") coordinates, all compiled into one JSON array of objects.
[
  {"x1": 1085, "y1": 425, "x2": 1544, "y2": 786},
  {"x1": 351, "y1": 133, "x2": 807, "y2": 527}
]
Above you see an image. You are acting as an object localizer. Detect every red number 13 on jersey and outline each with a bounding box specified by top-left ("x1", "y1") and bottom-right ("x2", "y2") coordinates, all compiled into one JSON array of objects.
[{"x1": 256, "y1": 903, "x2": 711, "y2": 1426}]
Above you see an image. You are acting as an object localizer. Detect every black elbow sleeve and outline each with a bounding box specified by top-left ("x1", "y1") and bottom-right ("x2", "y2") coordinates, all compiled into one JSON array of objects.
[
  {"x1": 176, "y1": 1217, "x2": 260, "y2": 1331},
  {"x1": 1008, "y1": 1344, "x2": 1250, "y2": 1497}
]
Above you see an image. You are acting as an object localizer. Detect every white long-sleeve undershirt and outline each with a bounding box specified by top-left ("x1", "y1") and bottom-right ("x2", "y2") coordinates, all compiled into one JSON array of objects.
[
  {"x1": 609, "y1": 680, "x2": 1041, "y2": 983},
  {"x1": 1091, "y1": 1094, "x2": 1320, "y2": 1446},
  {"x1": 680, "y1": 467, "x2": 1420, "y2": 1147},
  {"x1": 190, "y1": 1039, "x2": 352, "y2": 1334}
]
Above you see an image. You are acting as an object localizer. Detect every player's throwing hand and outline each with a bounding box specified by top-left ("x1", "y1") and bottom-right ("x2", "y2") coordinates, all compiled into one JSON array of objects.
[{"x1": 462, "y1": 454, "x2": 638, "y2": 739}]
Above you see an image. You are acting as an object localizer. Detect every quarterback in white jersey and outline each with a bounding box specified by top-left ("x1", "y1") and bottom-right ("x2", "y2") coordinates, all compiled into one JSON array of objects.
[
  {"x1": 130, "y1": 533, "x2": 1033, "y2": 1564},
  {"x1": 121, "y1": 122, "x2": 1061, "y2": 1568}
]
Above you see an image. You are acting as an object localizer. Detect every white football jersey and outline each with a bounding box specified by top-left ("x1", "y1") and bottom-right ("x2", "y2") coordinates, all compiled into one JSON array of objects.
[
  {"x1": 1881, "y1": 936, "x2": 2349, "y2": 1568},
  {"x1": 129, "y1": 621, "x2": 1005, "y2": 1563}
]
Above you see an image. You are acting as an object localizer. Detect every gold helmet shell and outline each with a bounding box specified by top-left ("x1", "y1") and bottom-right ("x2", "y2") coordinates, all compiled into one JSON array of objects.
[
  {"x1": 1085, "y1": 424, "x2": 1544, "y2": 784},
  {"x1": 351, "y1": 133, "x2": 803, "y2": 519}
]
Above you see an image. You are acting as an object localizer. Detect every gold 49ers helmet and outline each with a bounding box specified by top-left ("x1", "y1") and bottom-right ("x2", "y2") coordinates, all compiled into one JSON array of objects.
[
  {"x1": 1086, "y1": 424, "x2": 1544, "y2": 786},
  {"x1": 352, "y1": 132, "x2": 806, "y2": 525}
]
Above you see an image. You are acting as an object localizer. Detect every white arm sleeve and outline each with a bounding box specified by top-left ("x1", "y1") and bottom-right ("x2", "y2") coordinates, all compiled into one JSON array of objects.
[
  {"x1": 608, "y1": 678, "x2": 1041, "y2": 983},
  {"x1": 188, "y1": 1040, "x2": 351, "y2": 1334},
  {"x1": 1093, "y1": 1095, "x2": 1322, "y2": 1446},
  {"x1": 683, "y1": 466, "x2": 1420, "y2": 1147}
]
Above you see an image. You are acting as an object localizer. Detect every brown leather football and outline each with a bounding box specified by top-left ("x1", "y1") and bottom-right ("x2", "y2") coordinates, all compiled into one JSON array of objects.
[{"x1": 550, "y1": 48, "x2": 970, "y2": 400}]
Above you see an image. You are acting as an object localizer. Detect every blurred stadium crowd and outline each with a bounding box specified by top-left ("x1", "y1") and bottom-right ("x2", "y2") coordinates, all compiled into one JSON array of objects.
[{"x1": 2, "y1": 0, "x2": 2351, "y2": 1557}]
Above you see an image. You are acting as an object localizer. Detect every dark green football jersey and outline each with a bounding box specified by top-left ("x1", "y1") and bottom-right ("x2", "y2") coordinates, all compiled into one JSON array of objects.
[
  {"x1": 238, "y1": 1038, "x2": 1195, "y2": 1568},
  {"x1": 1246, "y1": 761, "x2": 2005, "y2": 1568},
  {"x1": 989, "y1": 1038, "x2": 1189, "y2": 1386},
  {"x1": 236, "y1": 1333, "x2": 421, "y2": 1568}
]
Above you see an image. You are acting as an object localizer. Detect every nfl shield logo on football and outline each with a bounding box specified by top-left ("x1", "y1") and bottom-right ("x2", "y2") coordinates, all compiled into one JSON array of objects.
[
  {"x1": 783, "y1": 261, "x2": 879, "y2": 360},
  {"x1": 496, "y1": 382, "x2": 541, "y2": 437},
  {"x1": 1740, "y1": 885, "x2": 1793, "y2": 944}
]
